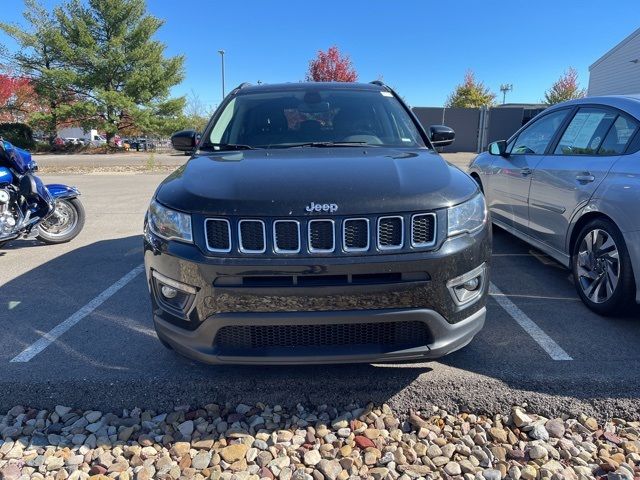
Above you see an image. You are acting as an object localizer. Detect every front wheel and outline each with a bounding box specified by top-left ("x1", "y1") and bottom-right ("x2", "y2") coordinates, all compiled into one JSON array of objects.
[
  {"x1": 572, "y1": 218, "x2": 636, "y2": 316},
  {"x1": 37, "y1": 197, "x2": 86, "y2": 244}
]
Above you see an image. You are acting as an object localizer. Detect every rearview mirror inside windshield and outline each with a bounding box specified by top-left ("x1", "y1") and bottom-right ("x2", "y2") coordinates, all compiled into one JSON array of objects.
[{"x1": 298, "y1": 101, "x2": 330, "y2": 113}]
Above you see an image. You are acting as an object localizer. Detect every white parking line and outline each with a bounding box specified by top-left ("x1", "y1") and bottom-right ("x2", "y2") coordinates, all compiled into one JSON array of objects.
[
  {"x1": 10, "y1": 265, "x2": 145, "y2": 363},
  {"x1": 489, "y1": 282, "x2": 573, "y2": 361},
  {"x1": 490, "y1": 292, "x2": 580, "y2": 302}
]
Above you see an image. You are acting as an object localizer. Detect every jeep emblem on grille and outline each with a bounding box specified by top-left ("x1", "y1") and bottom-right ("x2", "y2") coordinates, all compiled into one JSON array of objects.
[{"x1": 305, "y1": 202, "x2": 338, "y2": 213}]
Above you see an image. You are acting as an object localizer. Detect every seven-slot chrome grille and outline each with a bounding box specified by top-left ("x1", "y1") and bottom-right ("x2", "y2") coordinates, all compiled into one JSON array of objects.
[{"x1": 204, "y1": 212, "x2": 436, "y2": 255}]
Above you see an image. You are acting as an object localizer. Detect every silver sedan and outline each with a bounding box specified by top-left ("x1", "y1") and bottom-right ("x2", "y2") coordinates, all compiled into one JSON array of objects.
[{"x1": 469, "y1": 95, "x2": 640, "y2": 315}]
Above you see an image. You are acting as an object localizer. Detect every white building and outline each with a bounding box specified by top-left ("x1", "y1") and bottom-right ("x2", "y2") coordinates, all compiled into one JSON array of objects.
[{"x1": 588, "y1": 27, "x2": 640, "y2": 96}]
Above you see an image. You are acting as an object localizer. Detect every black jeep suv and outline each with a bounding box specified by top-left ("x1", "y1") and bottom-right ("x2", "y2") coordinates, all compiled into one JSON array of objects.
[{"x1": 144, "y1": 81, "x2": 490, "y2": 364}]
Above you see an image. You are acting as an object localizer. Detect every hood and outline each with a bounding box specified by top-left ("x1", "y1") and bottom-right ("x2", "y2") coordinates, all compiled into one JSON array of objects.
[{"x1": 156, "y1": 147, "x2": 478, "y2": 216}]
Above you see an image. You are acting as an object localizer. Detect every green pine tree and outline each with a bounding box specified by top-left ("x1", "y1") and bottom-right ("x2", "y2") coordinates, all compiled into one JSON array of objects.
[{"x1": 53, "y1": 0, "x2": 185, "y2": 141}]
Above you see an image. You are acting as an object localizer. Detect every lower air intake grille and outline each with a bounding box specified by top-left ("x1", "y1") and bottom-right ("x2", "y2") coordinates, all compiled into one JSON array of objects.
[
  {"x1": 378, "y1": 216, "x2": 403, "y2": 249},
  {"x1": 205, "y1": 219, "x2": 231, "y2": 252},
  {"x1": 215, "y1": 321, "x2": 430, "y2": 351},
  {"x1": 308, "y1": 220, "x2": 335, "y2": 252},
  {"x1": 239, "y1": 220, "x2": 265, "y2": 253}
]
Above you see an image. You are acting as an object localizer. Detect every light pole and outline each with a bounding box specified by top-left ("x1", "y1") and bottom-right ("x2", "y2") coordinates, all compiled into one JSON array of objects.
[
  {"x1": 218, "y1": 49, "x2": 226, "y2": 100},
  {"x1": 500, "y1": 84, "x2": 513, "y2": 104}
]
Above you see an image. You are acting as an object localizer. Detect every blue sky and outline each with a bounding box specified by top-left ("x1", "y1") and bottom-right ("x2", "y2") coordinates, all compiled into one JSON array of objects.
[{"x1": 1, "y1": 0, "x2": 638, "y2": 110}]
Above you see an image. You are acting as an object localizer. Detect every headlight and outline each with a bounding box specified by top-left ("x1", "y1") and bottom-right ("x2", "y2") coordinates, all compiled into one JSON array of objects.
[
  {"x1": 447, "y1": 193, "x2": 487, "y2": 237},
  {"x1": 148, "y1": 199, "x2": 192, "y2": 243}
]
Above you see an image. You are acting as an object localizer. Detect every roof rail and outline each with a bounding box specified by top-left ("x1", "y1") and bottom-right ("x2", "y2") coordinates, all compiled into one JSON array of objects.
[
  {"x1": 235, "y1": 82, "x2": 252, "y2": 90},
  {"x1": 369, "y1": 80, "x2": 390, "y2": 91}
]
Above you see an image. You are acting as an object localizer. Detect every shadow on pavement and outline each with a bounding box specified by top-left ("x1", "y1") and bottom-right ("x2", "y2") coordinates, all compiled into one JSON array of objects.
[
  {"x1": 439, "y1": 227, "x2": 640, "y2": 408},
  {"x1": 0, "y1": 236, "x2": 429, "y2": 412},
  {"x1": 1, "y1": 232, "x2": 639, "y2": 418}
]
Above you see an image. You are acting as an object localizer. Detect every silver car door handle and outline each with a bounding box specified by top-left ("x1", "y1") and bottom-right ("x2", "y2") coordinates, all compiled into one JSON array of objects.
[
  {"x1": 576, "y1": 173, "x2": 595, "y2": 183},
  {"x1": 521, "y1": 167, "x2": 532, "y2": 176}
]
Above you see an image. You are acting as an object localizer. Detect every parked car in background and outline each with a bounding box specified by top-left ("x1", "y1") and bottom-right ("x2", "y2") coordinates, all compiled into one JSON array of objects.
[
  {"x1": 145, "y1": 81, "x2": 490, "y2": 364},
  {"x1": 65, "y1": 137, "x2": 84, "y2": 147},
  {"x1": 127, "y1": 138, "x2": 156, "y2": 151},
  {"x1": 90, "y1": 134, "x2": 107, "y2": 146},
  {"x1": 470, "y1": 95, "x2": 640, "y2": 315}
]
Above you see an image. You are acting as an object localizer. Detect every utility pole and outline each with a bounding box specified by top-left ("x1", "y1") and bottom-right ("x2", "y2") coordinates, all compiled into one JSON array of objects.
[
  {"x1": 500, "y1": 84, "x2": 513, "y2": 104},
  {"x1": 218, "y1": 50, "x2": 226, "y2": 99}
]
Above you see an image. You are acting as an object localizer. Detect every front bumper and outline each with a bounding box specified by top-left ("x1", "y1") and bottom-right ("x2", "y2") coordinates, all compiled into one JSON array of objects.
[
  {"x1": 153, "y1": 306, "x2": 485, "y2": 365},
  {"x1": 144, "y1": 223, "x2": 491, "y2": 364}
]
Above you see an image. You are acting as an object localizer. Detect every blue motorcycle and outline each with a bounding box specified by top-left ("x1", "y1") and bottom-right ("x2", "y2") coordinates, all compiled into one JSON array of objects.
[{"x1": 0, "y1": 139, "x2": 85, "y2": 246}]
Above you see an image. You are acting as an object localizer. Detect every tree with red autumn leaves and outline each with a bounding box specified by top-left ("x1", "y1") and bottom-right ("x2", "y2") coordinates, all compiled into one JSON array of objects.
[
  {"x1": 543, "y1": 67, "x2": 586, "y2": 105},
  {"x1": 306, "y1": 46, "x2": 358, "y2": 82},
  {"x1": 0, "y1": 72, "x2": 40, "y2": 123},
  {"x1": 0, "y1": 75, "x2": 28, "y2": 105}
]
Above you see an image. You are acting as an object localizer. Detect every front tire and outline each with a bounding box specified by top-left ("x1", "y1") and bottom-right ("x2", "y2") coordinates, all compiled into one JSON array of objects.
[
  {"x1": 37, "y1": 198, "x2": 86, "y2": 244},
  {"x1": 572, "y1": 218, "x2": 636, "y2": 316}
]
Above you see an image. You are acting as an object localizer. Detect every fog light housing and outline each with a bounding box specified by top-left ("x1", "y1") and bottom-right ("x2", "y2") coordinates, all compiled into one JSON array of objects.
[
  {"x1": 462, "y1": 277, "x2": 480, "y2": 291},
  {"x1": 447, "y1": 263, "x2": 486, "y2": 307},
  {"x1": 151, "y1": 270, "x2": 197, "y2": 319},
  {"x1": 161, "y1": 285, "x2": 178, "y2": 299}
]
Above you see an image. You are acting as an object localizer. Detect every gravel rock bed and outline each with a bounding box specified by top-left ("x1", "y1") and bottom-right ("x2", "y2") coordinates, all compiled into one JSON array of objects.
[{"x1": 1, "y1": 403, "x2": 638, "y2": 480}]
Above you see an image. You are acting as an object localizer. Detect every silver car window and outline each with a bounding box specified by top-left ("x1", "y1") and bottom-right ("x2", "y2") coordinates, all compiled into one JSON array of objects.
[
  {"x1": 554, "y1": 108, "x2": 617, "y2": 155},
  {"x1": 510, "y1": 110, "x2": 569, "y2": 155},
  {"x1": 598, "y1": 115, "x2": 639, "y2": 155}
]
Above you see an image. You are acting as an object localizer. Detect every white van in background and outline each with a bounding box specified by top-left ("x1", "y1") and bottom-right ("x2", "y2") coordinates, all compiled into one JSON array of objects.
[{"x1": 57, "y1": 127, "x2": 106, "y2": 146}]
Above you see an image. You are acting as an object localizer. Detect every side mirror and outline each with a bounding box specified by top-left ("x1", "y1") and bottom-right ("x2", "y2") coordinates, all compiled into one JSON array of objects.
[
  {"x1": 488, "y1": 140, "x2": 508, "y2": 157},
  {"x1": 429, "y1": 125, "x2": 455, "y2": 147},
  {"x1": 171, "y1": 130, "x2": 199, "y2": 152}
]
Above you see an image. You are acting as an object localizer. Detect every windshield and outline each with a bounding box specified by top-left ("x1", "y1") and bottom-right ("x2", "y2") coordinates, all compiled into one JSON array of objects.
[{"x1": 205, "y1": 88, "x2": 427, "y2": 149}]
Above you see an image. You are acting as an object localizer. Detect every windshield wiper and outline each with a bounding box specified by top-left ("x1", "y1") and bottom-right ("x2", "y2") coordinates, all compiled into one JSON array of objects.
[
  {"x1": 283, "y1": 141, "x2": 378, "y2": 148},
  {"x1": 199, "y1": 142, "x2": 256, "y2": 151}
]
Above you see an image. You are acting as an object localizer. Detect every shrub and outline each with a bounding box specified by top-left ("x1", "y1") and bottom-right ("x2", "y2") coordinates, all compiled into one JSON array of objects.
[{"x1": 0, "y1": 123, "x2": 35, "y2": 150}]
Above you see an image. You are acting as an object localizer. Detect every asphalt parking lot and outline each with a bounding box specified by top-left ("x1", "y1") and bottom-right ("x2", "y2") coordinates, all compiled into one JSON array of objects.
[{"x1": 1, "y1": 158, "x2": 639, "y2": 419}]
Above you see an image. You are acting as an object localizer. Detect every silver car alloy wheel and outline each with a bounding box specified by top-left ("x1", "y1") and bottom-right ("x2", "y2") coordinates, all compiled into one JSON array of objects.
[
  {"x1": 576, "y1": 228, "x2": 620, "y2": 304},
  {"x1": 39, "y1": 200, "x2": 78, "y2": 238}
]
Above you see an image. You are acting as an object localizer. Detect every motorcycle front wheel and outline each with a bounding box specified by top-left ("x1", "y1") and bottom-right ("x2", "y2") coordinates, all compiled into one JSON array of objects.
[{"x1": 37, "y1": 197, "x2": 86, "y2": 244}]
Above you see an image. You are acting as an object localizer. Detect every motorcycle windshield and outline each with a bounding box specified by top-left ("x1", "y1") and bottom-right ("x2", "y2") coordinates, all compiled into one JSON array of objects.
[{"x1": 1, "y1": 140, "x2": 35, "y2": 175}]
